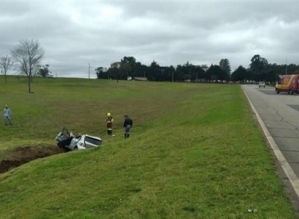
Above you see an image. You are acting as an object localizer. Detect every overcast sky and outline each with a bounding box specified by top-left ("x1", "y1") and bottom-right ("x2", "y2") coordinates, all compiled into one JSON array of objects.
[{"x1": 1, "y1": 0, "x2": 298, "y2": 78}]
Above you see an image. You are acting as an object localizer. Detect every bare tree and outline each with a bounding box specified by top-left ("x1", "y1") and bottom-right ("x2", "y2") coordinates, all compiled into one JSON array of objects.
[
  {"x1": 0, "y1": 55, "x2": 14, "y2": 83},
  {"x1": 11, "y1": 39, "x2": 44, "y2": 93}
]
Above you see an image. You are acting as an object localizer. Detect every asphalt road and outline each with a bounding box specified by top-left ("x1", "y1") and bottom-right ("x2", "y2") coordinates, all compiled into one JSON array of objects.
[{"x1": 242, "y1": 84, "x2": 299, "y2": 212}]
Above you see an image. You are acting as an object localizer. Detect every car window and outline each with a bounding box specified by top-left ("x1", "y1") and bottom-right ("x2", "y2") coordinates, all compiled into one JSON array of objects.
[{"x1": 84, "y1": 136, "x2": 102, "y2": 146}]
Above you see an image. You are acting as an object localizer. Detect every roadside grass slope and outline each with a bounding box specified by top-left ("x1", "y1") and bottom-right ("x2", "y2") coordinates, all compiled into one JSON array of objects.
[{"x1": 0, "y1": 76, "x2": 297, "y2": 219}]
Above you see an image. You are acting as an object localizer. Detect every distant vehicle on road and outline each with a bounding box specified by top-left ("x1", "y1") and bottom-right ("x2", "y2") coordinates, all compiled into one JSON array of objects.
[
  {"x1": 275, "y1": 74, "x2": 299, "y2": 94},
  {"x1": 259, "y1": 81, "x2": 266, "y2": 88}
]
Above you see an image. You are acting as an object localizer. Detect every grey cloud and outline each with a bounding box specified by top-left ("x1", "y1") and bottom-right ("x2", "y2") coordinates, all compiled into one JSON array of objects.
[{"x1": 1, "y1": 0, "x2": 299, "y2": 77}]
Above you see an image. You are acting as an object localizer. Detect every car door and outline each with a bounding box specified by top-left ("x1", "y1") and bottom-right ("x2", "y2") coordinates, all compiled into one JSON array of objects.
[{"x1": 84, "y1": 136, "x2": 102, "y2": 148}]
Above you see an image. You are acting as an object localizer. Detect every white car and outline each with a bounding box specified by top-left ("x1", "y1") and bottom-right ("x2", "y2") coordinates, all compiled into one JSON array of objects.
[
  {"x1": 56, "y1": 128, "x2": 102, "y2": 151},
  {"x1": 259, "y1": 81, "x2": 266, "y2": 88}
]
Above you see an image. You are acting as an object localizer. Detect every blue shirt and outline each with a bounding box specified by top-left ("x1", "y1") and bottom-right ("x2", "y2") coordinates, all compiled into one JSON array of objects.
[{"x1": 3, "y1": 108, "x2": 11, "y2": 117}]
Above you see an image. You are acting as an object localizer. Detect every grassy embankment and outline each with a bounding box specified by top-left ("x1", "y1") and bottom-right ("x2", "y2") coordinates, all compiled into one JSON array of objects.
[{"x1": 0, "y1": 76, "x2": 297, "y2": 218}]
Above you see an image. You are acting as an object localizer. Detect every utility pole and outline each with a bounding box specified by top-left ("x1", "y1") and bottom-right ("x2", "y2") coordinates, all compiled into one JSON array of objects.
[
  {"x1": 285, "y1": 58, "x2": 287, "y2": 75},
  {"x1": 172, "y1": 70, "x2": 174, "y2": 82}
]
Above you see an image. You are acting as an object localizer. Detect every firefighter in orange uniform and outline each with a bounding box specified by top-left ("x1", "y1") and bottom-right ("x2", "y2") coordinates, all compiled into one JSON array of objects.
[{"x1": 106, "y1": 112, "x2": 114, "y2": 136}]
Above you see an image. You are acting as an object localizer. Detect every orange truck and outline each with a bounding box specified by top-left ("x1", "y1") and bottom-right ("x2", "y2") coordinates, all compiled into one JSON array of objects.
[{"x1": 275, "y1": 74, "x2": 299, "y2": 94}]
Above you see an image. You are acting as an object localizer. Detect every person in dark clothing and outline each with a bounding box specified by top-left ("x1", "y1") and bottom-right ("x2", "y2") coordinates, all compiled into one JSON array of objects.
[{"x1": 123, "y1": 115, "x2": 133, "y2": 139}]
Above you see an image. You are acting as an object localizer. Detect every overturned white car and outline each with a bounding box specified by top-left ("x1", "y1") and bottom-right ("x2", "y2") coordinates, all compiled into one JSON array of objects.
[{"x1": 55, "y1": 128, "x2": 102, "y2": 151}]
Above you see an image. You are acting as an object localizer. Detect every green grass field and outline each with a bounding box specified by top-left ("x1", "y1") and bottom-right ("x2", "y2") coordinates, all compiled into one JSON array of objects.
[{"x1": 0, "y1": 76, "x2": 297, "y2": 219}]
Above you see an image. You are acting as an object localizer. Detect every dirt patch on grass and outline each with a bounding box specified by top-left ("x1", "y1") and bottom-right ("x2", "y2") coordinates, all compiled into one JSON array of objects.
[{"x1": 0, "y1": 145, "x2": 65, "y2": 174}]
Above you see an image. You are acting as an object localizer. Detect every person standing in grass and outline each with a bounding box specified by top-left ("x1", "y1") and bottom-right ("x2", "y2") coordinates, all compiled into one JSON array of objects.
[
  {"x1": 3, "y1": 105, "x2": 12, "y2": 125},
  {"x1": 123, "y1": 115, "x2": 133, "y2": 139},
  {"x1": 106, "y1": 112, "x2": 114, "y2": 136}
]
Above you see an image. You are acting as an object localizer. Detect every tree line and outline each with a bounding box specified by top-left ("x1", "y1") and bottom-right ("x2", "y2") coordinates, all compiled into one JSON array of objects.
[
  {"x1": 96, "y1": 55, "x2": 298, "y2": 83},
  {"x1": 1, "y1": 39, "x2": 299, "y2": 94}
]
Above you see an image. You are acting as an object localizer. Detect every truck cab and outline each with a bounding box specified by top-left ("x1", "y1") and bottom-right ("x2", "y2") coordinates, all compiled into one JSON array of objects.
[{"x1": 275, "y1": 74, "x2": 299, "y2": 94}]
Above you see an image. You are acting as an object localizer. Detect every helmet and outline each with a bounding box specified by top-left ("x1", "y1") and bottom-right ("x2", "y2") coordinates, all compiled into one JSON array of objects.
[{"x1": 107, "y1": 113, "x2": 111, "y2": 116}]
